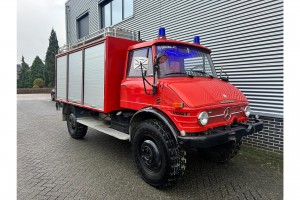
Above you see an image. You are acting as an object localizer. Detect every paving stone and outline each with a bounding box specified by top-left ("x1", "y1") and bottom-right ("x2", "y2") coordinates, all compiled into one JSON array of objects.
[{"x1": 17, "y1": 94, "x2": 283, "y2": 200}]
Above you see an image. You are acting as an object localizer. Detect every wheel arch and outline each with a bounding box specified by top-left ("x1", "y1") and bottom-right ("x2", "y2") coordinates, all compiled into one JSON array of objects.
[
  {"x1": 129, "y1": 107, "x2": 179, "y2": 143},
  {"x1": 62, "y1": 104, "x2": 89, "y2": 121}
]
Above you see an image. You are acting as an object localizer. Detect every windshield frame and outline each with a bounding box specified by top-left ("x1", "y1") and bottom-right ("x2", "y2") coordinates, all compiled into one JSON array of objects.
[{"x1": 155, "y1": 44, "x2": 217, "y2": 79}]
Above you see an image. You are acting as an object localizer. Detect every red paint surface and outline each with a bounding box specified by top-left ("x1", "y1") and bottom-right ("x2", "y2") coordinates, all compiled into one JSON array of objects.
[
  {"x1": 120, "y1": 76, "x2": 249, "y2": 133},
  {"x1": 128, "y1": 38, "x2": 211, "y2": 53},
  {"x1": 164, "y1": 77, "x2": 247, "y2": 108},
  {"x1": 57, "y1": 35, "x2": 250, "y2": 134},
  {"x1": 104, "y1": 36, "x2": 139, "y2": 112}
]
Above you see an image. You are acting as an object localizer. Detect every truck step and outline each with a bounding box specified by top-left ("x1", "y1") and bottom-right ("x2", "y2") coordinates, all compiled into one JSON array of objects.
[{"x1": 77, "y1": 117, "x2": 130, "y2": 140}]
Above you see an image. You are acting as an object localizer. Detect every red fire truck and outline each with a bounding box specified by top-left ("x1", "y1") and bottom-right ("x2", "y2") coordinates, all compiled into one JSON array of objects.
[{"x1": 55, "y1": 27, "x2": 263, "y2": 187}]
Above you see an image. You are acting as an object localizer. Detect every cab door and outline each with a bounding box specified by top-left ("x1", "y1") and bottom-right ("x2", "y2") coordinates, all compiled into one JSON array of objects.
[{"x1": 120, "y1": 47, "x2": 154, "y2": 110}]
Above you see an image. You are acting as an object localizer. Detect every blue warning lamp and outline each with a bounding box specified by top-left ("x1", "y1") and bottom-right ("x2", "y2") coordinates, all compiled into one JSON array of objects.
[
  {"x1": 193, "y1": 36, "x2": 200, "y2": 44},
  {"x1": 158, "y1": 27, "x2": 166, "y2": 39}
]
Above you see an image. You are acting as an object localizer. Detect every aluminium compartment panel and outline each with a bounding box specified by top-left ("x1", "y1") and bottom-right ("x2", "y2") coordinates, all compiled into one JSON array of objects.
[
  {"x1": 68, "y1": 51, "x2": 82, "y2": 103},
  {"x1": 84, "y1": 43, "x2": 105, "y2": 110},
  {"x1": 56, "y1": 55, "x2": 67, "y2": 100}
]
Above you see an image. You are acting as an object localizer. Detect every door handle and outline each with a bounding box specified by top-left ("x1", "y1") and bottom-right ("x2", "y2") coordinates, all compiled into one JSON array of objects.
[{"x1": 121, "y1": 84, "x2": 127, "y2": 87}]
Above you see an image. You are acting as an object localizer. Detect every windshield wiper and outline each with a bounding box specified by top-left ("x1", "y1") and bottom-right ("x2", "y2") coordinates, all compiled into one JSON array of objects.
[
  {"x1": 165, "y1": 72, "x2": 187, "y2": 76},
  {"x1": 191, "y1": 69, "x2": 214, "y2": 78}
]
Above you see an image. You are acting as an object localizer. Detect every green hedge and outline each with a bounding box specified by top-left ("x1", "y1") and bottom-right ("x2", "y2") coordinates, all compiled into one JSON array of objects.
[{"x1": 17, "y1": 88, "x2": 53, "y2": 94}]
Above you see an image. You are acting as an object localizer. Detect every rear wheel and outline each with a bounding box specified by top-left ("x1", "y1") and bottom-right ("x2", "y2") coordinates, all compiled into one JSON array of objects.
[
  {"x1": 67, "y1": 112, "x2": 87, "y2": 139},
  {"x1": 199, "y1": 139, "x2": 242, "y2": 163},
  {"x1": 132, "y1": 119, "x2": 186, "y2": 187},
  {"x1": 51, "y1": 94, "x2": 55, "y2": 101}
]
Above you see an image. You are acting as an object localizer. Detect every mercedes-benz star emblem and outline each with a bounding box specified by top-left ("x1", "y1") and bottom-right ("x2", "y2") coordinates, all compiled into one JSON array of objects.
[
  {"x1": 224, "y1": 107, "x2": 231, "y2": 121},
  {"x1": 223, "y1": 94, "x2": 227, "y2": 98}
]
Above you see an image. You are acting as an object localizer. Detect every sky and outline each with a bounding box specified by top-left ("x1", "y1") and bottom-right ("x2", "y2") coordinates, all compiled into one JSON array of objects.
[{"x1": 17, "y1": 0, "x2": 66, "y2": 65}]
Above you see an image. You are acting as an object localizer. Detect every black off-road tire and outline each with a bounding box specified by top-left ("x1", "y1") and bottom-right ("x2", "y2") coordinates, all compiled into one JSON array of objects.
[
  {"x1": 51, "y1": 94, "x2": 55, "y2": 101},
  {"x1": 67, "y1": 112, "x2": 88, "y2": 139},
  {"x1": 132, "y1": 119, "x2": 186, "y2": 188},
  {"x1": 199, "y1": 139, "x2": 242, "y2": 163}
]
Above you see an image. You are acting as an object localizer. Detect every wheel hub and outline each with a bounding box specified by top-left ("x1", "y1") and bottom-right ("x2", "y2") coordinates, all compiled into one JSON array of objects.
[{"x1": 140, "y1": 140, "x2": 161, "y2": 172}]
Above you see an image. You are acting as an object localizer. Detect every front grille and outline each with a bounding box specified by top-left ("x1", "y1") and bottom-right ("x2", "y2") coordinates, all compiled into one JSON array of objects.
[{"x1": 208, "y1": 106, "x2": 243, "y2": 124}]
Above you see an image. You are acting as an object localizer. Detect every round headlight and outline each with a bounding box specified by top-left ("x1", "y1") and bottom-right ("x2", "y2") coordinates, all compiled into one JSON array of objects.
[
  {"x1": 198, "y1": 111, "x2": 209, "y2": 126},
  {"x1": 244, "y1": 106, "x2": 251, "y2": 117}
]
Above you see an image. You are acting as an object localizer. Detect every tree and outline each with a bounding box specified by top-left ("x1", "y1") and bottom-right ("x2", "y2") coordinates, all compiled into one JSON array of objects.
[
  {"x1": 45, "y1": 29, "x2": 59, "y2": 87},
  {"x1": 33, "y1": 78, "x2": 44, "y2": 88},
  {"x1": 17, "y1": 56, "x2": 32, "y2": 88},
  {"x1": 31, "y1": 56, "x2": 45, "y2": 83}
]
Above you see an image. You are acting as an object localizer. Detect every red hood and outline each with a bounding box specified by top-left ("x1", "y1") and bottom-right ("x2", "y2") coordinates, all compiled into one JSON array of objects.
[{"x1": 162, "y1": 77, "x2": 247, "y2": 108}]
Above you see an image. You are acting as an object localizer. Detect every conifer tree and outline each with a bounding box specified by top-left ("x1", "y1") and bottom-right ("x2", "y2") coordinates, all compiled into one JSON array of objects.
[
  {"x1": 17, "y1": 56, "x2": 31, "y2": 88},
  {"x1": 45, "y1": 29, "x2": 59, "y2": 87},
  {"x1": 31, "y1": 56, "x2": 45, "y2": 83}
]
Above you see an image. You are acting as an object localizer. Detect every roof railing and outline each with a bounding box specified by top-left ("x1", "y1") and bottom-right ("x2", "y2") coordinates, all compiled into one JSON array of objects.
[{"x1": 58, "y1": 27, "x2": 138, "y2": 53}]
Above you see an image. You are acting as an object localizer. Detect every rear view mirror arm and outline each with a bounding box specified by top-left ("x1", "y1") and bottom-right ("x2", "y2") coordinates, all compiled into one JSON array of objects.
[
  {"x1": 219, "y1": 66, "x2": 229, "y2": 81},
  {"x1": 140, "y1": 62, "x2": 155, "y2": 96}
]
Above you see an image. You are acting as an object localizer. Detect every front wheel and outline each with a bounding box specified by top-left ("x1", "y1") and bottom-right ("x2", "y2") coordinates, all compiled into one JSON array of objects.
[
  {"x1": 67, "y1": 112, "x2": 87, "y2": 139},
  {"x1": 132, "y1": 119, "x2": 186, "y2": 187}
]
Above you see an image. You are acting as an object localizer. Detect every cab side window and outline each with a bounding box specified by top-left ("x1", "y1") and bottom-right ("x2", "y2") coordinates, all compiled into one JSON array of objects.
[{"x1": 127, "y1": 47, "x2": 153, "y2": 77}]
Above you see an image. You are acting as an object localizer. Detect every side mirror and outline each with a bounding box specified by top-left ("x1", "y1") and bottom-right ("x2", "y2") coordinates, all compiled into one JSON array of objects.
[
  {"x1": 154, "y1": 53, "x2": 167, "y2": 65},
  {"x1": 134, "y1": 57, "x2": 148, "y2": 71}
]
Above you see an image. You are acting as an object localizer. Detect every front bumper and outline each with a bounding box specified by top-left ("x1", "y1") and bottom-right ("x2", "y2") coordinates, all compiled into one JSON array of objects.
[{"x1": 177, "y1": 119, "x2": 263, "y2": 149}]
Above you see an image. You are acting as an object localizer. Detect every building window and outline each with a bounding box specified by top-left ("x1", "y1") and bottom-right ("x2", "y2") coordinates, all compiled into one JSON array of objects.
[
  {"x1": 77, "y1": 13, "x2": 89, "y2": 39},
  {"x1": 100, "y1": 0, "x2": 133, "y2": 29},
  {"x1": 124, "y1": 0, "x2": 133, "y2": 19},
  {"x1": 112, "y1": 0, "x2": 122, "y2": 25},
  {"x1": 102, "y1": 3, "x2": 111, "y2": 27}
]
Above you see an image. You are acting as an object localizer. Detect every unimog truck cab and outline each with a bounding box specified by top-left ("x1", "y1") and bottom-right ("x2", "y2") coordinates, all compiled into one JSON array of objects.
[{"x1": 55, "y1": 27, "x2": 263, "y2": 187}]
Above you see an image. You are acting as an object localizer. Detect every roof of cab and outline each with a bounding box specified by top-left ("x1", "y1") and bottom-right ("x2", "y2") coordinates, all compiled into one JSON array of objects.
[{"x1": 128, "y1": 38, "x2": 211, "y2": 53}]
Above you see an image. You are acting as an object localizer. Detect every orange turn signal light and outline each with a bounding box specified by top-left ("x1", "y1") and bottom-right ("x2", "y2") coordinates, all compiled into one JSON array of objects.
[{"x1": 173, "y1": 102, "x2": 184, "y2": 108}]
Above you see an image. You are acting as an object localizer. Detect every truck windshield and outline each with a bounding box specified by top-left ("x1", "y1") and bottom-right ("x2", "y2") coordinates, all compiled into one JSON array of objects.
[{"x1": 156, "y1": 44, "x2": 217, "y2": 78}]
